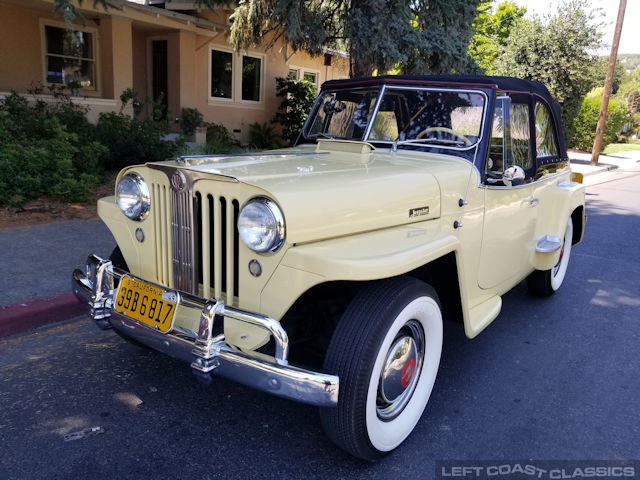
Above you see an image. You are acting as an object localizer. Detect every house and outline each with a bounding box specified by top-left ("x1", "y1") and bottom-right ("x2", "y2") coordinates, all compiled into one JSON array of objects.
[{"x1": 0, "y1": 0, "x2": 349, "y2": 142}]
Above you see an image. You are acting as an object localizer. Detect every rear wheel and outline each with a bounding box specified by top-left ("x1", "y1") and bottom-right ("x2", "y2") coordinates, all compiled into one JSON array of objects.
[
  {"x1": 527, "y1": 217, "x2": 573, "y2": 296},
  {"x1": 320, "y1": 277, "x2": 443, "y2": 460}
]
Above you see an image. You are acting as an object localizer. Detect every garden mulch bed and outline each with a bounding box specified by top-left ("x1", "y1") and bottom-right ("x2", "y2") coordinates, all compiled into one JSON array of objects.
[{"x1": 0, "y1": 171, "x2": 118, "y2": 229}]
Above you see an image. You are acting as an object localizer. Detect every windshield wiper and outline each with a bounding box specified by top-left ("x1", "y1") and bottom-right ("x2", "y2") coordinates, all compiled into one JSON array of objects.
[{"x1": 391, "y1": 137, "x2": 467, "y2": 151}]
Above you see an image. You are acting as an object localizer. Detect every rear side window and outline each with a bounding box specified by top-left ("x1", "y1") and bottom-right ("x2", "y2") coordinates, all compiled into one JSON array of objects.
[{"x1": 534, "y1": 101, "x2": 558, "y2": 158}]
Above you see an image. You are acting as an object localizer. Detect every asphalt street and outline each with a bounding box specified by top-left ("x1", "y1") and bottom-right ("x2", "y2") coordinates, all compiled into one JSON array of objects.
[{"x1": 1, "y1": 165, "x2": 639, "y2": 479}]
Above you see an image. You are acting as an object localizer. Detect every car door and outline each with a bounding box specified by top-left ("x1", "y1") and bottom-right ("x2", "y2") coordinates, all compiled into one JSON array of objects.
[{"x1": 478, "y1": 95, "x2": 538, "y2": 290}]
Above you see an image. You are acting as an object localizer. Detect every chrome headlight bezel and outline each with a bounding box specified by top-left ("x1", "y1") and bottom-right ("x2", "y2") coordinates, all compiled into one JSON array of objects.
[
  {"x1": 116, "y1": 173, "x2": 151, "y2": 221},
  {"x1": 237, "y1": 197, "x2": 286, "y2": 253}
]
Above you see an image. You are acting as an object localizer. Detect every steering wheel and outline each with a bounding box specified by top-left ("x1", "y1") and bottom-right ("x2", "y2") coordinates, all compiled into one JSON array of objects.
[{"x1": 416, "y1": 127, "x2": 472, "y2": 146}]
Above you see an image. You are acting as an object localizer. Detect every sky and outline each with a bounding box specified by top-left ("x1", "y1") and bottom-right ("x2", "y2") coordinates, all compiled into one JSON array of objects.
[{"x1": 512, "y1": 0, "x2": 639, "y2": 55}]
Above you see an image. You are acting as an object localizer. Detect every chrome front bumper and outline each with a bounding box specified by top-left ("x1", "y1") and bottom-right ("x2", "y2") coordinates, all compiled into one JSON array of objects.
[{"x1": 72, "y1": 255, "x2": 339, "y2": 407}]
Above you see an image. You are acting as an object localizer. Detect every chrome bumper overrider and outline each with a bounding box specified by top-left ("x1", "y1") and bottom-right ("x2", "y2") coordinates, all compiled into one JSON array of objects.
[{"x1": 72, "y1": 255, "x2": 338, "y2": 407}]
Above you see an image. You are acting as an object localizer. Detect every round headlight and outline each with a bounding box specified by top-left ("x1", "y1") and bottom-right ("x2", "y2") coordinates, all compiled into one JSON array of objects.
[
  {"x1": 116, "y1": 173, "x2": 150, "y2": 221},
  {"x1": 237, "y1": 198, "x2": 285, "y2": 253}
]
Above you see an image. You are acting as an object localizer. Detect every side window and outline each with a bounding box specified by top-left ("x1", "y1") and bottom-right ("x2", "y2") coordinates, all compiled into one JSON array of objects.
[
  {"x1": 534, "y1": 101, "x2": 559, "y2": 158},
  {"x1": 486, "y1": 96, "x2": 533, "y2": 185},
  {"x1": 510, "y1": 103, "x2": 531, "y2": 170},
  {"x1": 487, "y1": 98, "x2": 506, "y2": 173}
]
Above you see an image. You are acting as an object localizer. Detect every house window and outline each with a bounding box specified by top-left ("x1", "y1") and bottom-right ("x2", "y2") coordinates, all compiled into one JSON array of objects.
[
  {"x1": 303, "y1": 71, "x2": 318, "y2": 86},
  {"x1": 209, "y1": 48, "x2": 264, "y2": 104},
  {"x1": 242, "y1": 55, "x2": 262, "y2": 102},
  {"x1": 288, "y1": 67, "x2": 319, "y2": 88},
  {"x1": 44, "y1": 25, "x2": 96, "y2": 89},
  {"x1": 211, "y1": 49, "x2": 233, "y2": 99}
]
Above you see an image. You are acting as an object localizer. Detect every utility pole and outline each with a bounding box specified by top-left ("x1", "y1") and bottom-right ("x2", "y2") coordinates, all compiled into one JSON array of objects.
[{"x1": 591, "y1": 0, "x2": 627, "y2": 166}]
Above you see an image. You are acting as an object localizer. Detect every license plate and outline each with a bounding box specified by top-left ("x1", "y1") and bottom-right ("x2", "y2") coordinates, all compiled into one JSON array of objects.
[{"x1": 114, "y1": 276, "x2": 177, "y2": 333}]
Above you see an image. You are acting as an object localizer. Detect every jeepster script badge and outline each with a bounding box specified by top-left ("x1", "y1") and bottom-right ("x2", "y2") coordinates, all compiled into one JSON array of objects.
[
  {"x1": 409, "y1": 206, "x2": 430, "y2": 218},
  {"x1": 171, "y1": 170, "x2": 187, "y2": 191}
]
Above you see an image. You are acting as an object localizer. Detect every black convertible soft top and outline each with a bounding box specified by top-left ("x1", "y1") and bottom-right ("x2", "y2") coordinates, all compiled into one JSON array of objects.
[{"x1": 322, "y1": 74, "x2": 567, "y2": 156}]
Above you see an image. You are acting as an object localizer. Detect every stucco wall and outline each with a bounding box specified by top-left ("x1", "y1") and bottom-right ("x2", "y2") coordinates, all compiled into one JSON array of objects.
[{"x1": 0, "y1": 0, "x2": 349, "y2": 141}]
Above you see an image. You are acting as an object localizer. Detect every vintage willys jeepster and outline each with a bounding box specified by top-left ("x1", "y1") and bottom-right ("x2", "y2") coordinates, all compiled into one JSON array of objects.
[{"x1": 72, "y1": 75, "x2": 585, "y2": 460}]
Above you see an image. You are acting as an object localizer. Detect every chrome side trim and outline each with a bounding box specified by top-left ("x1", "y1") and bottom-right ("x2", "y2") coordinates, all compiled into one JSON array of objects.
[
  {"x1": 536, "y1": 235, "x2": 563, "y2": 253},
  {"x1": 71, "y1": 255, "x2": 338, "y2": 407}
]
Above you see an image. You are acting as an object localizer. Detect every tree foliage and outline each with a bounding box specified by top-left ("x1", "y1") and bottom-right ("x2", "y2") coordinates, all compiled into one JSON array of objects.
[
  {"x1": 617, "y1": 67, "x2": 640, "y2": 113},
  {"x1": 572, "y1": 88, "x2": 629, "y2": 151},
  {"x1": 469, "y1": 1, "x2": 526, "y2": 74},
  {"x1": 272, "y1": 77, "x2": 317, "y2": 145},
  {"x1": 52, "y1": 0, "x2": 119, "y2": 25},
  {"x1": 492, "y1": 0, "x2": 603, "y2": 141},
  {"x1": 54, "y1": 0, "x2": 481, "y2": 77},
  {"x1": 231, "y1": 0, "x2": 483, "y2": 77}
]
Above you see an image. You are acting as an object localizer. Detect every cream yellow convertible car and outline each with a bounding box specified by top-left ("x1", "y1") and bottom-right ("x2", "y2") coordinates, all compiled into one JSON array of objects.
[{"x1": 73, "y1": 75, "x2": 585, "y2": 460}]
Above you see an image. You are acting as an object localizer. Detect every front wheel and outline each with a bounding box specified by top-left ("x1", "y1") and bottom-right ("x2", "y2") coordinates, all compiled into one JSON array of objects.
[
  {"x1": 527, "y1": 217, "x2": 573, "y2": 296},
  {"x1": 320, "y1": 277, "x2": 443, "y2": 460}
]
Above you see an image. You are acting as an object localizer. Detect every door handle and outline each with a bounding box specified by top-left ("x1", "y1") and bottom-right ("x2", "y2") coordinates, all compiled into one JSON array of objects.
[{"x1": 527, "y1": 196, "x2": 539, "y2": 208}]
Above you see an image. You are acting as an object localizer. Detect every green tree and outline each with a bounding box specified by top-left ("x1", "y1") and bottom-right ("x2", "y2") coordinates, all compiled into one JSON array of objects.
[
  {"x1": 469, "y1": 1, "x2": 526, "y2": 73},
  {"x1": 617, "y1": 66, "x2": 640, "y2": 112},
  {"x1": 493, "y1": 0, "x2": 603, "y2": 141},
  {"x1": 272, "y1": 77, "x2": 317, "y2": 145},
  {"x1": 231, "y1": 0, "x2": 482, "y2": 77},
  {"x1": 54, "y1": 0, "x2": 480, "y2": 78},
  {"x1": 572, "y1": 88, "x2": 629, "y2": 151}
]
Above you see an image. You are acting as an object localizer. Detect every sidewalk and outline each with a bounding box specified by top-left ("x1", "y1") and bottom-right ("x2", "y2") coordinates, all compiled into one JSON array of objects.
[{"x1": 569, "y1": 149, "x2": 640, "y2": 179}]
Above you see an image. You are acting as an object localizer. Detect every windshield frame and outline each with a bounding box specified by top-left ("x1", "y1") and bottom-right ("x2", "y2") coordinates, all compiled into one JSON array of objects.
[
  {"x1": 300, "y1": 83, "x2": 492, "y2": 159},
  {"x1": 365, "y1": 85, "x2": 490, "y2": 153}
]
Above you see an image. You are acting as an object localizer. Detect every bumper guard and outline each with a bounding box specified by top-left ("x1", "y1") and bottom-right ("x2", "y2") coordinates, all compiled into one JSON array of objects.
[{"x1": 72, "y1": 255, "x2": 338, "y2": 407}]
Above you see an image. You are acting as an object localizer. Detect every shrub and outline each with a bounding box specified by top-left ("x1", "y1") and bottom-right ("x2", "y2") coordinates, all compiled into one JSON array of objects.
[
  {"x1": 0, "y1": 110, "x2": 98, "y2": 206},
  {"x1": 180, "y1": 107, "x2": 205, "y2": 137},
  {"x1": 571, "y1": 88, "x2": 630, "y2": 151},
  {"x1": 272, "y1": 77, "x2": 317, "y2": 145},
  {"x1": 248, "y1": 122, "x2": 283, "y2": 150},
  {"x1": 95, "y1": 112, "x2": 181, "y2": 169},
  {"x1": 206, "y1": 122, "x2": 238, "y2": 144}
]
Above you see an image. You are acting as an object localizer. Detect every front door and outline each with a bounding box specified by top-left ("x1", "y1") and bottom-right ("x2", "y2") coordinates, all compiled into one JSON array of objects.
[
  {"x1": 151, "y1": 40, "x2": 168, "y2": 120},
  {"x1": 478, "y1": 96, "x2": 537, "y2": 289}
]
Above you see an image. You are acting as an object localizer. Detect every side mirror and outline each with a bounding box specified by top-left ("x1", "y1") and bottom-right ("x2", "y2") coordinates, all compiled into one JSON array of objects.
[{"x1": 502, "y1": 165, "x2": 525, "y2": 187}]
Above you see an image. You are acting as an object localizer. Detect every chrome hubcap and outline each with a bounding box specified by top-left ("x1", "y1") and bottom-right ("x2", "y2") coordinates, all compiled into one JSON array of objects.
[{"x1": 377, "y1": 319, "x2": 425, "y2": 421}]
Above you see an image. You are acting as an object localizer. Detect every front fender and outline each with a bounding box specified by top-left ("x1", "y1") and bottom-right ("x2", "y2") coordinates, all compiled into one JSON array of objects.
[{"x1": 259, "y1": 220, "x2": 461, "y2": 321}]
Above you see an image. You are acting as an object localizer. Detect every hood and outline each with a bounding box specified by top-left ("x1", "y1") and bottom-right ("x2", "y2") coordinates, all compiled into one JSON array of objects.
[{"x1": 163, "y1": 143, "x2": 470, "y2": 244}]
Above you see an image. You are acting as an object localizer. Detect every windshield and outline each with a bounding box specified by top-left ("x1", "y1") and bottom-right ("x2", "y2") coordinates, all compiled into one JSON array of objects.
[
  {"x1": 305, "y1": 86, "x2": 486, "y2": 152},
  {"x1": 306, "y1": 88, "x2": 380, "y2": 140}
]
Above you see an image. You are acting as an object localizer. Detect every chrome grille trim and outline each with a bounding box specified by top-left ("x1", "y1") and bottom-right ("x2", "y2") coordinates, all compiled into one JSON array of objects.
[
  {"x1": 172, "y1": 187, "x2": 196, "y2": 293},
  {"x1": 148, "y1": 165, "x2": 241, "y2": 301}
]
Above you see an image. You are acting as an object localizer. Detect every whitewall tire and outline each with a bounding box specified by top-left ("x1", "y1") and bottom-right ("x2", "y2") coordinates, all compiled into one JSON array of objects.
[{"x1": 320, "y1": 277, "x2": 443, "y2": 460}]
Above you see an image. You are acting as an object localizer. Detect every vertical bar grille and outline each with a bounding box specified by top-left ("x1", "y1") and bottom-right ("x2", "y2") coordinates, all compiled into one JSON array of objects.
[
  {"x1": 194, "y1": 189, "x2": 240, "y2": 305},
  {"x1": 153, "y1": 175, "x2": 240, "y2": 304},
  {"x1": 153, "y1": 183, "x2": 171, "y2": 286}
]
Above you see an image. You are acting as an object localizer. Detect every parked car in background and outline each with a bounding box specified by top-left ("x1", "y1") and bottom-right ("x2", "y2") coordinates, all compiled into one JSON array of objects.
[{"x1": 73, "y1": 75, "x2": 585, "y2": 460}]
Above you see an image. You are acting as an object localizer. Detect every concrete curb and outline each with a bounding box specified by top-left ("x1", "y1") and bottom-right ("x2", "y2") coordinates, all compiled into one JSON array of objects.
[{"x1": 0, "y1": 292, "x2": 86, "y2": 338}]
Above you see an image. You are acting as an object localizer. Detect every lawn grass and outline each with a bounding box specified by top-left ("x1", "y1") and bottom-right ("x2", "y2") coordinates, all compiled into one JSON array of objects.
[{"x1": 603, "y1": 143, "x2": 640, "y2": 155}]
